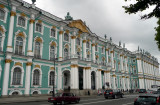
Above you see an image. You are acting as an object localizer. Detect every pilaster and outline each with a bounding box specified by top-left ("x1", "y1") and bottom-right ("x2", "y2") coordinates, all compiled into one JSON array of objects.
[{"x1": 59, "y1": 27, "x2": 63, "y2": 61}]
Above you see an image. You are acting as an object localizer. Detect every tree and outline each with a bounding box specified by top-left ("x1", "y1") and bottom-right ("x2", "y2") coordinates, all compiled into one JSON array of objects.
[{"x1": 123, "y1": 0, "x2": 160, "y2": 49}]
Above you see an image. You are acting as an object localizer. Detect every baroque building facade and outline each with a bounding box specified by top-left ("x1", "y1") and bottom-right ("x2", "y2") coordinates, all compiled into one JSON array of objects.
[{"x1": 0, "y1": 0, "x2": 159, "y2": 96}]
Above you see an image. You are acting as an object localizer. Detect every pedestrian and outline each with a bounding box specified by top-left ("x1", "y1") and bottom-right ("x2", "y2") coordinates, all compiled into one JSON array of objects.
[
  {"x1": 88, "y1": 91, "x2": 90, "y2": 96},
  {"x1": 68, "y1": 86, "x2": 70, "y2": 92}
]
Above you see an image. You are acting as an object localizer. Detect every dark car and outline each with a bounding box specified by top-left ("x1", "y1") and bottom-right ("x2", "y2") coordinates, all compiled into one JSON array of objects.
[
  {"x1": 48, "y1": 93, "x2": 80, "y2": 105},
  {"x1": 134, "y1": 94, "x2": 160, "y2": 105},
  {"x1": 139, "y1": 89, "x2": 147, "y2": 93},
  {"x1": 104, "y1": 89, "x2": 124, "y2": 99}
]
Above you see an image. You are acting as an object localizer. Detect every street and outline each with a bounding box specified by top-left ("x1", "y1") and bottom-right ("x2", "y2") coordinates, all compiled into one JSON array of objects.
[{"x1": 3, "y1": 94, "x2": 138, "y2": 105}]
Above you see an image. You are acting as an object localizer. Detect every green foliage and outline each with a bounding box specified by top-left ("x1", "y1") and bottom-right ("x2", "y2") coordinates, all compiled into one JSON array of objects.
[
  {"x1": 155, "y1": 18, "x2": 160, "y2": 50},
  {"x1": 123, "y1": 0, "x2": 160, "y2": 50}
]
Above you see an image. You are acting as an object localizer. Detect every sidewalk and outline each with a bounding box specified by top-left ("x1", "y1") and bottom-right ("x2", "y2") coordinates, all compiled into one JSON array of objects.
[{"x1": 0, "y1": 95, "x2": 98, "y2": 104}]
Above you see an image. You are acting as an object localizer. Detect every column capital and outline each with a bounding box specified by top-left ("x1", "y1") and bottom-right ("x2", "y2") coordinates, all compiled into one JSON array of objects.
[
  {"x1": 71, "y1": 36, "x2": 76, "y2": 39},
  {"x1": 85, "y1": 67, "x2": 91, "y2": 70},
  {"x1": 29, "y1": 19, "x2": 35, "y2": 24},
  {"x1": 10, "y1": 11, "x2": 16, "y2": 16},
  {"x1": 26, "y1": 62, "x2": 32, "y2": 66},
  {"x1": 70, "y1": 64, "x2": 78, "y2": 68},
  {"x1": 83, "y1": 40, "x2": 87, "y2": 43},
  {"x1": 59, "y1": 31, "x2": 64, "y2": 35},
  {"x1": 5, "y1": 59, "x2": 12, "y2": 63},
  {"x1": 92, "y1": 43, "x2": 95, "y2": 46}
]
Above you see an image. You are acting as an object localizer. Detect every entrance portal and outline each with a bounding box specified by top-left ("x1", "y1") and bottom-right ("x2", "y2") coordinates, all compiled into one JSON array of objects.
[
  {"x1": 79, "y1": 67, "x2": 83, "y2": 90},
  {"x1": 63, "y1": 70, "x2": 70, "y2": 90},
  {"x1": 91, "y1": 71, "x2": 96, "y2": 90}
]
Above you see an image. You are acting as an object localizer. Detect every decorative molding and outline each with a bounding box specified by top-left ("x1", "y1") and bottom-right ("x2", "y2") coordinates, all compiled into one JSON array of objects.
[
  {"x1": 98, "y1": 69, "x2": 102, "y2": 71},
  {"x1": 52, "y1": 26, "x2": 56, "y2": 29},
  {"x1": 50, "y1": 41, "x2": 56, "y2": 47},
  {"x1": 70, "y1": 64, "x2": 78, "y2": 68},
  {"x1": 85, "y1": 67, "x2": 91, "y2": 70},
  {"x1": 65, "y1": 30, "x2": 69, "y2": 34},
  {"x1": 5, "y1": 59, "x2": 12, "y2": 63},
  {"x1": 26, "y1": 62, "x2": 32, "y2": 66},
  {"x1": 16, "y1": 32, "x2": 25, "y2": 38},
  {"x1": 59, "y1": 31, "x2": 63, "y2": 35},
  {"x1": 110, "y1": 51, "x2": 114, "y2": 53},
  {"x1": 15, "y1": 62, "x2": 22, "y2": 67},
  {"x1": 35, "y1": 37, "x2": 43, "y2": 43},
  {"x1": 112, "y1": 74, "x2": 116, "y2": 77},
  {"x1": 83, "y1": 40, "x2": 87, "y2": 43},
  {"x1": 38, "y1": 20, "x2": 42, "y2": 24},
  {"x1": 29, "y1": 19, "x2": 35, "y2": 24},
  {"x1": 20, "y1": 13, "x2": 26, "y2": 17},
  {"x1": 10, "y1": 11, "x2": 16, "y2": 16},
  {"x1": 92, "y1": 43, "x2": 95, "y2": 46},
  {"x1": 50, "y1": 67, "x2": 55, "y2": 70},
  {"x1": 106, "y1": 49, "x2": 109, "y2": 51},
  {"x1": 0, "y1": 26, "x2": 4, "y2": 34},
  {"x1": 71, "y1": 36, "x2": 76, "y2": 39},
  {"x1": 0, "y1": 4, "x2": 5, "y2": 8},
  {"x1": 34, "y1": 64, "x2": 41, "y2": 68},
  {"x1": 7, "y1": 46, "x2": 12, "y2": 48}
]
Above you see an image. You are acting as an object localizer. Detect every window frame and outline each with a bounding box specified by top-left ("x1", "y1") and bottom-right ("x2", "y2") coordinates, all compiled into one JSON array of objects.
[
  {"x1": 32, "y1": 68, "x2": 42, "y2": 87},
  {"x1": 0, "y1": 8, "x2": 8, "y2": 23},
  {"x1": 16, "y1": 14, "x2": 28, "y2": 29},
  {"x1": 64, "y1": 33, "x2": 69, "y2": 42},
  {"x1": 35, "y1": 21, "x2": 44, "y2": 35},
  {"x1": 50, "y1": 28, "x2": 57, "y2": 38}
]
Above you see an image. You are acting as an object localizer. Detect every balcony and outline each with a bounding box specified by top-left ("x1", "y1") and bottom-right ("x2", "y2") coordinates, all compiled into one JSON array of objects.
[
  {"x1": 15, "y1": 50, "x2": 24, "y2": 56},
  {"x1": 34, "y1": 54, "x2": 41, "y2": 59},
  {"x1": 64, "y1": 56, "x2": 71, "y2": 60}
]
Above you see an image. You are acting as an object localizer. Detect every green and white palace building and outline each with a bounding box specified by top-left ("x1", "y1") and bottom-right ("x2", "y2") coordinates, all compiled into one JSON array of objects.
[{"x1": 0, "y1": 0, "x2": 159, "y2": 96}]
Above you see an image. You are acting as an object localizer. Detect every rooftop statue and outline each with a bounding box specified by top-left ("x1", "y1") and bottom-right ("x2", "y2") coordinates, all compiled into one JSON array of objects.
[
  {"x1": 65, "y1": 12, "x2": 73, "y2": 21},
  {"x1": 32, "y1": 0, "x2": 36, "y2": 4}
]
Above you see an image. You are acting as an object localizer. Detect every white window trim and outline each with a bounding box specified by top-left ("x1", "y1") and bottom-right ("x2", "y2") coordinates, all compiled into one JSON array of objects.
[
  {"x1": 0, "y1": 25, "x2": 6, "y2": 51},
  {"x1": 102, "y1": 47, "x2": 105, "y2": 54},
  {"x1": 10, "y1": 65, "x2": 24, "y2": 87},
  {"x1": 9, "y1": 89, "x2": 22, "y2": 95},
  {"x1": 50, "y1": 28, "x2": 57, "y2": 39},
  {"x1": 16, "y1": 13, "x2": 28, "y2": 30},
  {"x1": 63, "y1": 44, "x2": 70, "y2": 59},
  {"x1": 0, "y1": 7, "x2": 8, "y2": 23},
  {"x1": 0, "y1": 64, "x2": 2, "y2": 81},
  {"x1": 33, "y1": 36, "x2": 43, "y2": 59},
  {"x1": 31, "y1": 89, "x2": 41, "y2": 94},
  {"x1": 63, "y1": 32, "x2": 70, "y2": 43},
  {"x1": 48, "y1": 70, "x2": 57, "y2": 87},
  {"x1": 31, "y1": 68, "x2": 42, "y2": 87},
  {"x1": 34, "y1": 21, "x2": 44, "y2": 35},
  {"x1": 14, "y1": 30, "x2": 27, "y2": 55},
  {"x1": 76, "y1": 38, "x2": 81, "y2": 46},
  {"x1": 49, "y1": 41, "x2": 57, "y2": 60}
]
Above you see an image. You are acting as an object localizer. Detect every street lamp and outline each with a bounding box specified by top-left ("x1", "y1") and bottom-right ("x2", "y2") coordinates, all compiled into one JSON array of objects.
[{"x1": 52, "y1": 55, "x2": 58, "y2": 97}]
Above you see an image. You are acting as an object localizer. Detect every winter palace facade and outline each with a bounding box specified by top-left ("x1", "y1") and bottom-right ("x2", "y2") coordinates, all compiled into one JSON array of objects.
[{"x1": 0, "y1": 0, "x2": 159, "y2": 96}]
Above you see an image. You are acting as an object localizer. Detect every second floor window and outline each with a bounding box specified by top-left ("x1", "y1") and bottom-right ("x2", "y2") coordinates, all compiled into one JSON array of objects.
[
  {"x1": 51, "y1": 29, "x2": 55, "y2": 37},
  {"x1": 18, "y1": 17, "x2": 25, "y2": 27},
  {"x1": 50, "y1": 46, "x2": 55, "y2": 60},
  {"x1": 76, "y1": 38, "x2": 80, "y2": 45},
  {"x1": 0, "y1": 9, "x2": 5, "y2": 20},
  {"x1": 34, "y1": 42, "x2": 40, "y2": 58},
  {"x1": 12, "y1": 67, "x2": 21, "y2": 85},
  {"x1": 102, "y1": 47, "x2": 104, "y2": 53},
  {"x1": 64, "y1": 48, "x2": 69, "y2": 59},
  {"x1": 95, "y1": 45, "x2": 98, "y2": 51},
  {"x1": 64, "y1": 33, "x2": 69, "y2": 41},
  {"x1": 86, "y1": 42, "x2": 89, "y2": 48},
  {"x1": 33, "y1": 70, "x2": 40, "y2": 85},
  {"x1": 36, "y1": 23, "x2": 42, "y2": 33},
  {"x1": 0, "y1": 32, "x2": 2, "y2": 50},
  {"x1": 49, "y1": 71, "x2": 54, "y2": 86},
  {"x1": 15, "y1": 37, "x2": 23, "y2": 55}
]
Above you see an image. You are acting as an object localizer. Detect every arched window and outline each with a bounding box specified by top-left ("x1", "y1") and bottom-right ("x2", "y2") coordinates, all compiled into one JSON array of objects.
[
  {"x1": 77, "y1": 51, "x2": 80, "y2": 58},
  {"x1": 33, "y1": 69, "x2": 40, "y2": 85},
  {"x1": 0, "y1": 9, "x2": 5, "y2": 20},
  {"x1": 87, "y1": 54, "x2": 90, "y2": 59},
  {"x1": 12, "y1": 92, "x2": 19, "y2": 96},
  {"x1": 18, "y1": 16, "x2": 25, "y2": 27},
  {"x1": 95, "y1": 45, "x2": 98, "y2": 51},
  {"x1": 12, "y1": 67, "x2": 21, "y2": 85},
  {"x1": 64, "y1": 48, "x2": 68, "y2": 60},
  {"x1": 15, "y1": 37, "x2": 23, "y2": 55},
  {"x1": 50, "y1": 46, "x2": 55, "y2": 60},
  {"x1": 33, "y1": 91, "x2": 38, "y2": 95},
  {"x1": 76, "y1": 38, "x2": 80, "y2": 45},
  {"x1": 0, "y1": 32, "x2": 2, "y2": 50},
  {"x1": 49, "y1": 71, "x2": 54, "y2": 86},
  {"x1": 34, "y1": 42, "x2": 40, "y2": 58},
  {"x1": 36, "y1": 23, "x2": 42, "y2": 32},
  {"x1": 64, "y1": 33, "x2": 69, "y2": 41},
  {"x1": 86, "y1": 42, "x2": 89, "y2": 48},
  {"x1": 51, "y1": 29, "x2": 55, "y2": 37}
]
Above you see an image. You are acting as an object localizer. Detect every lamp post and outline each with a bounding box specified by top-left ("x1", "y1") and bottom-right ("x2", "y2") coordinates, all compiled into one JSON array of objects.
[{"x1": 52, "y1": 55, "x2": 58, "y2": 97}]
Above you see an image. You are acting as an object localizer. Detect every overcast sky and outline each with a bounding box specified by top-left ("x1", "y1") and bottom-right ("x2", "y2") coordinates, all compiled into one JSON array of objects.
[{"x1": 24, "y1": 0, "x2": 159, "y2": 63}]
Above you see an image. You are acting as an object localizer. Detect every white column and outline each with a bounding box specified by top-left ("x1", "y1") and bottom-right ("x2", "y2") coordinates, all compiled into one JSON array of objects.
[
  {"x1": 88, "y1": 69, "x2": 91, "y2": 89},
  {"x1": 96, "y1": 74, "x2": 98, "y2": 90},
  {"x1": 106, "y1": 71, "x2": 111, "y2": 88},
  {"x1": 27, "y1": 15, "x2": 35, "y2": 56},
  {"x1": 98, "y1": 69, "x2": 102, "y2": 89},
  {"x1": 92, "y1": 44, "x2": 95, "y2": 62},
  {"x1": 106, "y1": 49, "x2": 109, "y2": 63},
  {"x1": 25, "y1": 59, "x2": 32, "y2": 95},
  {"x1": 74, "y1": 66, "x2": 79, "y2": 89},
  {"x1": 127, "y1": 77, "x2": 130, "y2": 90},
  {"x1": 122, "y1": 76, "x2": 126, "y2": 91},
  {"x1": 111, "y1": 50, "x2": 114, "y2": 70},
  {"x1": 121, "y1": 55, "x2": 123, "y2": 71},
  {"x1": 71, "y1": 32, "x2": 76, "y2": 57},
  {"x1": 83, "y1": 40, "x2": 86, "y2": 59},
  {"x1": 2, "y1": 55, "x2": 12, "y2": 96},
  {"x1": 104, "y1": 72, "x2": 107, "y2": 89},
  {"x1": 7, "y1": 7, "x2": 16, "y2": 52},
  {"x1": 83, "y1": 68, "x2": 86, "y2": 89},
  {"x1": 112, "y1": 75, "x2": 116, "y2": 89},
  {"x1": 59, "y1": 28, "x2": 63, "y2": 61},
  {"x1": 71, "y1": 66, "x2": 74, "y2": 89}
]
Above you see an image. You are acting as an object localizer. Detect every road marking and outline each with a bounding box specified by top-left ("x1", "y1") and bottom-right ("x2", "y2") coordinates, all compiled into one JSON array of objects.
[{"x1": 122, "y1": 102, "x2": 134, "y2": 105}]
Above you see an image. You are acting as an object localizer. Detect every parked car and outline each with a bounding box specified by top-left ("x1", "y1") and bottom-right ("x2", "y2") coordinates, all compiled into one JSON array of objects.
[
  {"x1": 139, "y1": 89, "x2": 147, "y2": 93},
  {"x1": 104, "y1": 89, "x2": 124, "y2": 99},
  {"x1": 134, "y1": 94, "x2": 160, "y2": 105},
  {"x1": 146, "y1": 90, "x2": 157, "y2": 94},
  {"x1": 48, "y1": 93, "x2": 80, "y2": 105}
]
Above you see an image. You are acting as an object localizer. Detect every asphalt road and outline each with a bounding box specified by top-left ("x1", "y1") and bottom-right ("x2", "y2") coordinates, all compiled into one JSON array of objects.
[{"x1": 3, "y1": 94, "x2": 138, "y2": 105}]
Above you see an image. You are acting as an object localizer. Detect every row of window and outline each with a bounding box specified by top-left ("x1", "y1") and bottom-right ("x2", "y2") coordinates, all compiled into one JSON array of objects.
[{"x1": 12, "y1": 67, "x2": 55, "y2": 86}]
